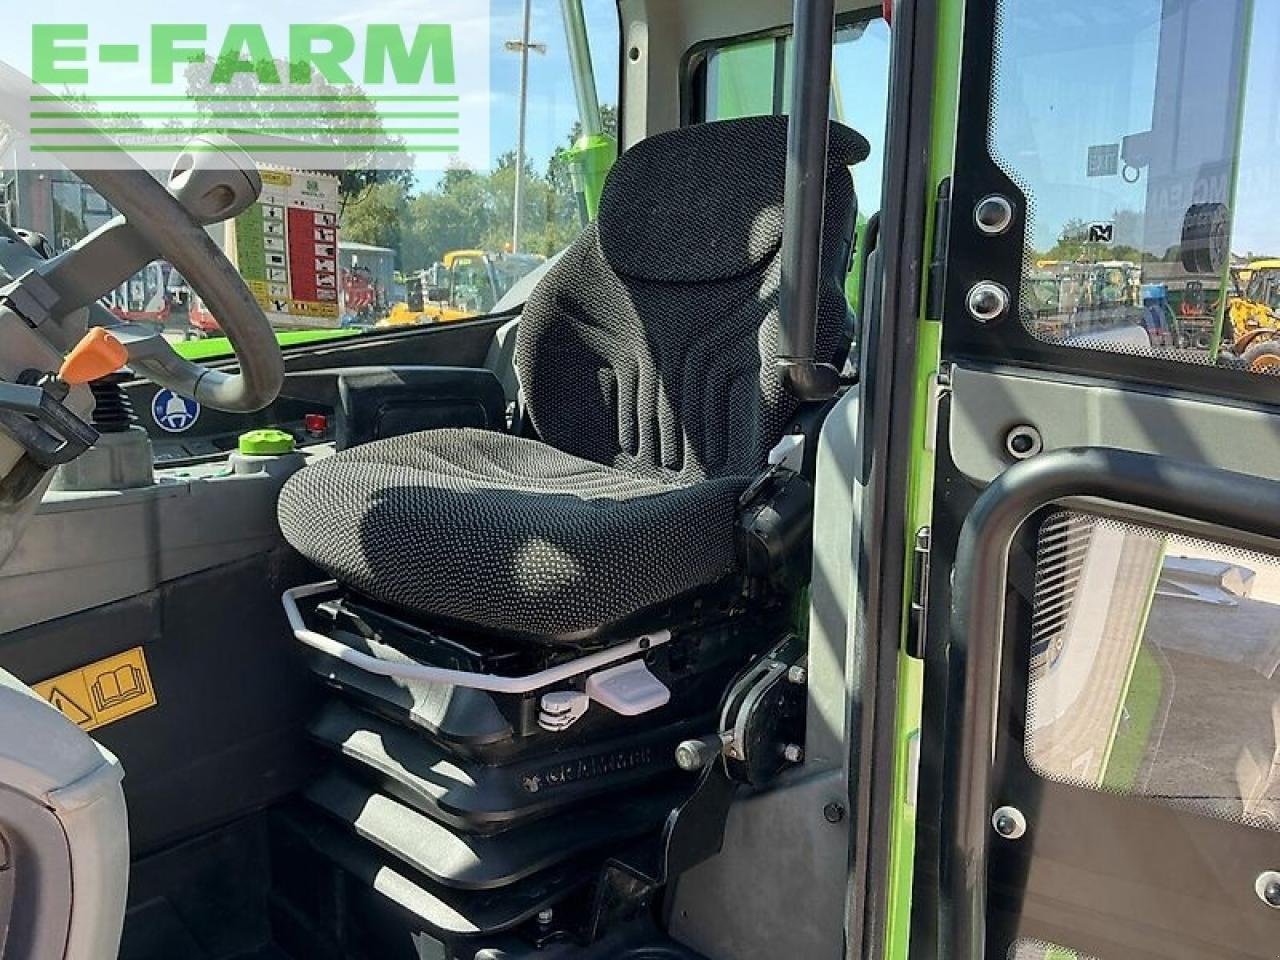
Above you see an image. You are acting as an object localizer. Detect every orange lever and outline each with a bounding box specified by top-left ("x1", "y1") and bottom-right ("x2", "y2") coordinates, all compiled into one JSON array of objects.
[{"x1": 58, "y1": 327, "x2": 129, "y2": 385}]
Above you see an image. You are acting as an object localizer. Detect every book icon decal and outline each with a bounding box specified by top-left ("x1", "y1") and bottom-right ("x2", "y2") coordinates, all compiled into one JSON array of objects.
[
  {"x1": 33, "y1": 647, "x2": 157, "y2": 732},
  {"x1": 90, "y1": 663, "x2": 148, "y2": 712}
]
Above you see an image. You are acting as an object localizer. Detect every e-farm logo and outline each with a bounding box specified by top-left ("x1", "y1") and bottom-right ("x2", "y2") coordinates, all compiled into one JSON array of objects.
[
  {"x1": 31, "y1": 24, "x2": 456, "y2": 87},
  {"x1": 7, "y1": 3, "x2": 490, "y2": 172}
]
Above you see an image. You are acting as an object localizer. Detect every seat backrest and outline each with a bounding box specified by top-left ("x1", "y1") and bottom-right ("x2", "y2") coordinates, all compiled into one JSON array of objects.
[{"x1": 518, "y1": 115, "x2": 869, "y2": 483}]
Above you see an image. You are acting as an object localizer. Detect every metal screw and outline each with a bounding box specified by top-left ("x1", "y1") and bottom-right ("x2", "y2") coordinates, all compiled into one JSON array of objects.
[
  {"x1": 974, "y1": 194, "x2": 1015, "y2": 235},
  {"x1": 992, "y1": 805, "x2": 1028, "y2": 840},
  {"x1": 1256, "y1": 870, "x2": 1280, "y2": 909},
  {"x1": 787, "y1": 665, "x2": 808, "y2": 686},
  {"x1": 1005, "y1": 424, "x2": 1043, "y2": 461},
  {"x1": 823, "y1": 802, "x2": 846, "y2": 824},
  {"x1": 537, "y1": 908, "x2": 555, "y2": 926},
  {"x1": 967, "y1": 281, "x2": 1010, "y2": 324},
  {"x1": 675, "y1": 735, "x2": 725, "y2": 772},
  {"x1": 783, "y1": 744, "x2": 804, "y2": 764}
]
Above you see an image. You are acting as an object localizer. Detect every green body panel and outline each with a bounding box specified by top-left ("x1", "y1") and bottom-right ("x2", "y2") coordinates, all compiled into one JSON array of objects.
[
  {"x1": 1098, "y1": 539, "x2": 1167, "y2": 788},
  {"x1": 172, "y1": 327, "x2": 361, "y2": 362},
  {"x1": 564, "y1": 133, "x2": 618, "y2": 221},
  {"x1": 886, "y1": 0, "x2": 966, "y2": 955},
  {"x1": 845, "y1": 215, "x2": 872, "y2": 316}
]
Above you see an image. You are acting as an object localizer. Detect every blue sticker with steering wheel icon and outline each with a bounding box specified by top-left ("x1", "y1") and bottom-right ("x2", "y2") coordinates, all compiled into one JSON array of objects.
[{"x1": 151, "y1": 389, "x2": 201, "y2": 433}]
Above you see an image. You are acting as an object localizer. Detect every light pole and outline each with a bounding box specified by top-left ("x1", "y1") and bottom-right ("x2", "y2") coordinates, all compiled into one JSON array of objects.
[{"x1": 505, "y1": 0, "x2": 546, "y2": 254}]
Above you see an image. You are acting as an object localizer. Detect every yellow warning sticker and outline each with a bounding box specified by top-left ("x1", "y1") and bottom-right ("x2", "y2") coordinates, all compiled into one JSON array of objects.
[{"x1": 33, "y1": 647, "x2": 157, "y2": 732}]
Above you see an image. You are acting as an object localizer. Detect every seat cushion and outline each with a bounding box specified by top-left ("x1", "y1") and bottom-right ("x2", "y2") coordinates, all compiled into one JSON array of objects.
[{"x1": 278, "y1": 429, "x2": 751, "y2": 638}]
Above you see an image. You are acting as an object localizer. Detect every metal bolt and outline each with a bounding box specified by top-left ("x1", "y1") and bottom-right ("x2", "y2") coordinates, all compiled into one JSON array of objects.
[
  {"x1": 676, "y1": 736, "x2": 724, "y2": 772},
  {"x1": 1004, "y1": 424, "x2": 1043, "y2": 461},
  {"x1": 783, "y1": 744, "x2": 804, "y2": 764},
  {"x1": 967, "y1": 281, "x2": 1010, "y2": 324},
  {"x1": 787, "y1": 665, "x2": 808, "y2": 686},
  {"x1": 974, "y1": 194, "x2": 1015, "y2": 235},
  {"x1": 992, "y1": 805, "x2": 1027, "y2": 840},
  {"x1": 1256, "y1": 870, "x2": 1280, "y2": 909},
  {"x1": 537, "y1": 908, "x2": 554, "y2": 926},
  {"x1": 823, "y1": 802, "x2": 846, "y2": 824}
]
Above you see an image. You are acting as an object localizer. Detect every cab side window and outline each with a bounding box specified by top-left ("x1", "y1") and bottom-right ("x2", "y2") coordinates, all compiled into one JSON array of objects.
[
  {"x1": 991, "y1": 0, "x2": 1280, "y2": 377},
  {"x1": 694, "y1": 17, "x2": 891, "y2": 220}
]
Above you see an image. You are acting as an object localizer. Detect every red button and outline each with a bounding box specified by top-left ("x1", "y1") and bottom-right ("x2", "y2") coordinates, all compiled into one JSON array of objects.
[{"x1": 304, "y1": 413, "x2": 328, "y2": 436}]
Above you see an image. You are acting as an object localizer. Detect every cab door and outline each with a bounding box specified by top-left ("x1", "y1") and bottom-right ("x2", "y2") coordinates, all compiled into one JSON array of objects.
[
  {"x1": 442, "y1": 253, "x2": 494, "y2": 323},
  {"x1": 914, "y1": 0, "x2": 1280, "y2": 957}
]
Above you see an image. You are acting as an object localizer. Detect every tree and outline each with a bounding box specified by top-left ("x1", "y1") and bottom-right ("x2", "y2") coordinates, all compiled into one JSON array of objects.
[
  {"x1": 181, "y1": 55, "x2": 413, "y2": 204},
  {"x1": 339, "y1": 104, "x2": 621, "y2": 274},
  {"x1": 340, "y1": 180, "x2": 409, "y2": 252},
  {"x1": 1041, "y1": 213, "x2": 1143, "y2": 264}
]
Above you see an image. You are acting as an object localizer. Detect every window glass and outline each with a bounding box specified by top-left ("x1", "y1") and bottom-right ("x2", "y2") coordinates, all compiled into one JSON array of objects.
[
  {"x1": 992, "y1": 0, "x2": 1280, "y2": 376},
  {"x1": 1027, "y1": 512, "x2": 1280, "y2": 833},
  {"x1": 703, "y1": 18, "x2": 892, "y2": 218},
  {"x1": 0, "y1": 1, "x2": 619, "y2": 352},
  {"x1": 1010, "y1": 942, "x2": 1097, "y2": 960}
]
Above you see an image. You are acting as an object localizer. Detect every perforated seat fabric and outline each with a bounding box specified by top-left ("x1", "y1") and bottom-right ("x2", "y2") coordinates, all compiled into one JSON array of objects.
[
  {"x1": 279, "y1": 428, "x2": 749, "y2": 637},
  {"x1": 279, "y1": 116, "x2": 868, "y2": 638}
]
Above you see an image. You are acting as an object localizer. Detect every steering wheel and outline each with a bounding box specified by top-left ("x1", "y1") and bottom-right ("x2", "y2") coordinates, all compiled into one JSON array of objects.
[
  {"x1": 66, "y1": 151, "x2": 285, "y2": 412},
  {"x1": 0, "y1": 64, "x2": 286, "y2": 415}
]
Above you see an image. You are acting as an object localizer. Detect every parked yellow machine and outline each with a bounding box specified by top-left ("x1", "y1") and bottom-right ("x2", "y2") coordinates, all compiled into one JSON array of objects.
[
  {"x1": 381, "y1": 250, "x2": 546, "y2": 327},
  {"x1": 1227, "y1": 258, "x2": 1280, "y2": 371}
]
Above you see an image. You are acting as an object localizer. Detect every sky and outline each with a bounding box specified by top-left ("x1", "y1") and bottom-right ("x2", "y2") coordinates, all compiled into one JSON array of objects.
[
  {"x1": 992, "y1": 0, "x2": 1280, "y2": 259},
  {"x1": 8, "y1": 0, "x2": 1279, "y2": 259},
  {"x1": 485, "y1": 0, "x2": 621, "y2": 170}
]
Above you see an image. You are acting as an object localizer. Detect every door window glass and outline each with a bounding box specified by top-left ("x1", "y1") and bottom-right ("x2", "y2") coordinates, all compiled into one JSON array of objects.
[
  {"x1": 701, "y1": 17, "x2": 891, "y2": 218},
  {"x1": 992, "y1": 0, "x2": 1280, "y2": 376},
  {"x1": 1010, "y1": 942, "x2": 1098, "y2": 960},
  {"x1": 1027, "y1": 512, "x2": 1280, "y2": 833}
]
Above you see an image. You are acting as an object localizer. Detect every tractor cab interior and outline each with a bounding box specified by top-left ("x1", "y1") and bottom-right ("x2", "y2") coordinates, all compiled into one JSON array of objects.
[
  {"x1": 0, "y1": 2, "x2": 896, "y2": 959},
  {"x1": 11, "y1": 0, "x2": 1280, "y2": 957}
]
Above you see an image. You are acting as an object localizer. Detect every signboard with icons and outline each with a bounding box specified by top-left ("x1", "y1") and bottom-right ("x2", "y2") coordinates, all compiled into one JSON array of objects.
[{"x1": 227, "y1": 169, "x2": 342, "y2": 329}]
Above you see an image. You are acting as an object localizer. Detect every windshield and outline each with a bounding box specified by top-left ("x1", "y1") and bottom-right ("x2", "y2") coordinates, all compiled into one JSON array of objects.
[
  {"x1": 490, "y1": 253, "x2": 545, "y2": 299},
  {"x1": 0, "y1": 2, "x2": 620, "y2": 353},
  {"x1": 1245, "y1": 270, "x2": 1280, "y2": 312}
]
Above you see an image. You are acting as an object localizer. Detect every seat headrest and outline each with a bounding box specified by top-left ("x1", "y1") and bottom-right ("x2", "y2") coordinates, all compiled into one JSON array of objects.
[{"x1": 597, "y1": 116, "x2": 869, "y2": 284}]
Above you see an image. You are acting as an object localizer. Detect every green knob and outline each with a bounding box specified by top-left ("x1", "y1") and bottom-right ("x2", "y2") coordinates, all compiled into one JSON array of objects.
[{"x1": 238, "y1": 429, "x2": 295, "y2": 455}]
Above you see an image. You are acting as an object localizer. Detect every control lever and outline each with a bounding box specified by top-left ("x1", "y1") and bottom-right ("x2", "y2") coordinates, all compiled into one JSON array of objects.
[
  {"x1": 0, "y1": 375, "x2": 98, "y2": 505},
  {"x1": 58, "y1": 327, "x2": 129, "y2": 385},
  {"x1": 0, "y1": 327, "x2": 125, "y2": 502},
  {"x1": 0, "y1": 377, "x2": 97, "y2": 466}
]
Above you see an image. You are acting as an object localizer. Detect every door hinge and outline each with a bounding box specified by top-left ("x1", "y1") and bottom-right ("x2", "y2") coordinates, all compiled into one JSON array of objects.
[
  {"x1": 925, "y1": 178, "x2": 952, "y2": 322},
  {"x1": 906, "y1": 526, "x2": 931, "y2": 659}
]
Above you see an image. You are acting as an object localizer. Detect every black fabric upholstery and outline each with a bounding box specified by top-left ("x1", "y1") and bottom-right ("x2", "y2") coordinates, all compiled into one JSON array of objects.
[
  {"x1": 520, "y1": 116, "x2": 867, "y2": 482},
  {"x1": 595, "y1": 117, "x2": 868, "y2": 284},
  {"x1": 279, "y1": 429, "x2": 747, "y2": 637},
  {"x1": 279, "y1": 117, "x2": 865, "y2": 637}
]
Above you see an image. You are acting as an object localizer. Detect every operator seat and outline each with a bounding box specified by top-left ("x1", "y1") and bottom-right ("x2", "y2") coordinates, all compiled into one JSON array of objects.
[{"x1": 278, "y1": 117, "x2": 868, "y2": 641}]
